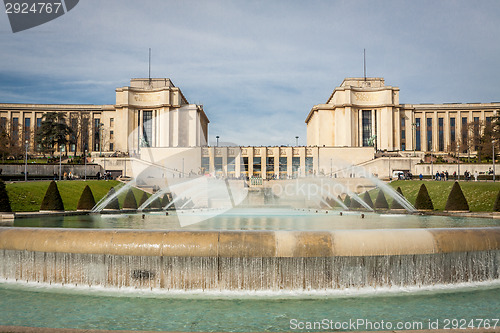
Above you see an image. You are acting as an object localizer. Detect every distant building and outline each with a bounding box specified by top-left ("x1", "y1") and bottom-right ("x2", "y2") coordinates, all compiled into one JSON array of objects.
[
  {"x1": 306, "y1": 77, "x2": 500, "y2": 153},
  {"x1": 1, "y1": 76, "x2": 499, "y2": 178}
]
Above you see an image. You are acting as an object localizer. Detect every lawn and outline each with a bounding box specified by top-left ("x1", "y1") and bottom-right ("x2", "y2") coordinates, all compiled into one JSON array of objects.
[
  {"x1": 5, "y1": 180, "x2": 149, "y2": 212},
  {"x1": 387, "y1": 180, "x2": 500, "y2": 212}
]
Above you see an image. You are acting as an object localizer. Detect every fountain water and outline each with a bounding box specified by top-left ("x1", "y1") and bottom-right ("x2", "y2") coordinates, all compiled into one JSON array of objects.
[{"x1": 2, "y1": 117, "x2": 499, "y2": 331}]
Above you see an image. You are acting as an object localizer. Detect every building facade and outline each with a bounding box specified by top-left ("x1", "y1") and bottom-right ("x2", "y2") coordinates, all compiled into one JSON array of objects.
[
  {"x1": 306, "y1": 78, "x2": 500, "y2": 154},
  {"x1": 1, "y1": 76, "x2": 499, "y2": 179},
  {"x1": 0, "y1": 78, "x2": 209, "y2": 156}
]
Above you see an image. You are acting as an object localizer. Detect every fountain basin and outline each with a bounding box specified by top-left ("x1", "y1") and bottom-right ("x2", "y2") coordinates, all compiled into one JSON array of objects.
[{"x1": 1, "y1": 227, "x2": 499, "y2": 291}]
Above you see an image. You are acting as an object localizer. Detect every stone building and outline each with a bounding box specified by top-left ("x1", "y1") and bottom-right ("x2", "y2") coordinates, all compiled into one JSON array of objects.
[
  {"x1": 306, "y1": 77, "x2": 500, "y2": 154},
  {"x1": 1, "y1": 76, "x2": 499, "y2": 178}
]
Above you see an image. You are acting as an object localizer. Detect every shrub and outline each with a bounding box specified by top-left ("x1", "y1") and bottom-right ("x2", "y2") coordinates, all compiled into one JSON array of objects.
[
  {"x1": 104, "y1": 187, "x2": 120, "y2": 210},
  {"x1": 445, "y1": 182, "x2": 469, "y2": 211},
  {"x1": 149, "y1": 196, "x2": 163, "y2": 210},
  {"x1": 40, "y1": 181, "x2": 64, "y2": 211},
  {"x1": 138, "y1": 192, "x2": 149, "y2": 207},
  {"x1": 122, "y1": 189, "x2": 138, "y2": 209},
  {"x1": 362, "y1": 192, "x2": 374, "y2": 209},
  {"x1": 76, "y1": 185, "x2": 96, "y2": 211},
  {"x1": 415, "y1": 184, "x2": 434, "y2": 210},
  {"x1": 493, "y1": 190, "x2": 500, "y2": 212},
  {"x1": 162, "y1": 193, "x2": 171, "y2": 207},
  {"x1": 350, "y1": 196, "x2": 362, "y2": 209},
  {"x1": 374, "y1": 190, "x2": 389, "y2": 209},
  {"x1": 343, "y1": 194, "x2": 351, "y2": 207},
  {"x1": 0, "y1": 180, "x2": 12, "y2": 212},
  {"x1": 390, "y1": 187, "x2": 405, "y2": 210}
]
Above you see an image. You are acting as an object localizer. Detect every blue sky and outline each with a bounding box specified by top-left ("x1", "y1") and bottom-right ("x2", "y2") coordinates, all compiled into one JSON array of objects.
[{"x1": 1, "y1": 0, "x2": 499, "y2": 146}]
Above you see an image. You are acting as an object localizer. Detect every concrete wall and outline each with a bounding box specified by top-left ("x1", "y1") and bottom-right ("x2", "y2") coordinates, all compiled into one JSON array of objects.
[
  {"x1": 0, "y1": 164, "x2": 101, "y2": 177},
  {"x1": 415, "y1": 163, "x2": 498, "y2": 176}
]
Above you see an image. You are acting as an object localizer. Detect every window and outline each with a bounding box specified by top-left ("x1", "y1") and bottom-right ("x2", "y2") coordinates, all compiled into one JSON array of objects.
[
  {"x1": 24, "y1": 118, "x2": 31, "y2": 143},
  {"x1": 279, "y1": 157, "x2": 287, "y2": 178},
  {"x1": 450, "y1": 118, "x2": 456, "y2": 148},
  {"x1": 426, "y1": 118, "x2": 432, "y2": 151},
  {"x1": 142, "y1": 111, "x2": 153, "y2": 147},
  {"x1": 253, "y1": 157, "x2": 261, "y2": 177},
  {"x1": 415, "y1": 118, "x2": 421, "y2": 151},
  {"x1": 110, "y1": 130, "x2": 114, "y2": 140},
  {"x1": 215, "y1": 157, "x2": 223, "y2": 173},
  {"x1": 400, "y1": 117, "x2": 406, "y2": 151},
  {"x1": 227, "y1": 157, "x2": 236, "y2": 174},
  {"x1": 12, "y1": 117, "x2": 19, "y2": 142},
  {"x1": 462, "y1": 117, "x2": 468, "y2": 153},
  {"x1": 305, "y1": 157, "x2": 313, "y2": 175},
  {"x1": 0, "y1": 117, "x2": 6, "y2": 131},
  {"x1": 266, "y1": 157, "x2": 274, "y2": 179},
  {"x1": 438, "y1": 118, "x2": 444, "y2": 151},
  {"x1": 474, "y1": 117, "x2": 480, "y2": 151},
  {"x1": 109, "y1": 143, "x2": 114, "y2": 151},
  {"x1": 94, "y1": 118, "x2": 101, "y2": 151},
  {"x1": 36, "y1": 118, "x2": 42, "y2": 128},
  {"x1": 292, "y1": 157, "x2": 300, "y2": 178},
  {"x1": 201, "y1": 157, "x2": 210, "y2": 174},
  {"x1": 362, "y1": 110, "x2": 372, "y2": 147},
  {"x1": 110, "y1": 118, "x2": 114, "y2": 127}
]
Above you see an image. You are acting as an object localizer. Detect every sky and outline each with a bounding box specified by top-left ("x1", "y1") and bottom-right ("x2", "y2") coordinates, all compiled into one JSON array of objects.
[{"x1": 1, "y1": 0, "x2": 500, "y2": 146}]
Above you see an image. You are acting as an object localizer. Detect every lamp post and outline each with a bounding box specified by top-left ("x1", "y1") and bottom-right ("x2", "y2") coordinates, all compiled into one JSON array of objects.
[
  {"x1": 24, "y1": 140, "x2": 28, "y2": 182},
  {"x1": 493, "y1": 140, "x2": 496, "y2": 182},
  {"x1": 59, "y1": 144, "x2": 64, "y2": 181},
  {"x1": 295, "y1": 136, "x2": 299, "y2": 146},
  {"x1": 84, "y1": 149, "x2": 87, "y2": 181},
  {"x1": 216, "y1": 135, "x2": 219, "y2": 147}
]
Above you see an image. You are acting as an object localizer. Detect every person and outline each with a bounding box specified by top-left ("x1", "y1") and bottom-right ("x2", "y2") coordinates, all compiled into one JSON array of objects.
[
  {"x1": 419, "y1": 173, "x2": 423, "y2": 181},
  {"x1": 453, "y1": 171, "x2": 457, "y2": 180},
  {"x1": 435, "y1": 171, "x2": 440, "y2": 181},
  {"x1": 474, "y1": 170, "x2": 478, "y2": 182}
]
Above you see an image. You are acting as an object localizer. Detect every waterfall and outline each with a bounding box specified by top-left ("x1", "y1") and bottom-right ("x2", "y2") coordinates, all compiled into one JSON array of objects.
[{"x1": 2, "y1": 249, "x2": 498, "y2": 291}]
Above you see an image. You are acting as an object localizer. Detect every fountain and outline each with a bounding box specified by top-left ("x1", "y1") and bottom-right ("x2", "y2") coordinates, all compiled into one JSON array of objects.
[{"x1": 1, "y1": 118, "x2": 499, "y2": 331}]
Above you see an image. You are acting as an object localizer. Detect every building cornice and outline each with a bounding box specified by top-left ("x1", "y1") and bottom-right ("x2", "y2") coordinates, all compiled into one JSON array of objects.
[
  {"x1": 401, "y1": 103, "x2": 500, "y2": 111},
  {"x1": 0, "y1": 103, "x2": 115, "y2": 112}
]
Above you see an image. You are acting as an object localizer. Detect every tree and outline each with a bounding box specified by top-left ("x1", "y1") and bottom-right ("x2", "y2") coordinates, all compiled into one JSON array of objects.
[
  {"x1": 122, "y1": 189, "x2": 138, "y2": 209},
  {"x1": 444, "y1": 182, "x2": 469, "y2": 211},
  {"x1": 35, "y1": 112, "x2": 73, "y2": 157},
  {"x1": 162, "y1": 193, "x2": 171, "y2": 208},
  {"x1": 138, "y1": 191, "x2": 149, "y2": 207},
  {"x1": 374, "y1": 190, "x2": 389, "y2": 209},
  {"x1": 350, "y1": 196, "x2": 362, "y2": 209},
  {"x1": 149, "y1": 196, "x2": 162, "y2": 210},
  {"x1": 390, "y1": 187, "x2": 405, "y2": 210},
  {"x1": 362, "y1": 192, "x2": 374, "y2": 209},
  {"x1": 343, "y1": 194, "x2": 351, "y2": 207},
  {"x1": 40, "y1": 181, "x2": 64, "y2": 211},
  {"x1": 0, "y1": 180, "x2": 12, "y2": 212},
  {"x1": 415, "y1": 184, "x2": 434, "y2": 210},
  {"x1": 493, "y1": 190, "x2": 500, "y2": 212},
  {"x1": 77, "y1": 185, "x2": 96, "y2": 211},
  {"x1": 104, "y1": 187, "x2": 120, "y2": 210}
]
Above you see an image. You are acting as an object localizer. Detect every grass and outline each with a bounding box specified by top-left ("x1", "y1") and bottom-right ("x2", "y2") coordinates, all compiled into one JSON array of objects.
[
  {"x1": 387, "y1": 180, "x2": 500, "y2": 212},
  {"x1": 5, "y1": 180, "x2": 150, "y2": 212}
]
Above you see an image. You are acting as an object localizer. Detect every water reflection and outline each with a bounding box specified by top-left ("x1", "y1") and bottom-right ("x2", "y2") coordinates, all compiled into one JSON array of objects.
[{"x1": 12, "y1": 208, "x2": 500, "y2": 231}]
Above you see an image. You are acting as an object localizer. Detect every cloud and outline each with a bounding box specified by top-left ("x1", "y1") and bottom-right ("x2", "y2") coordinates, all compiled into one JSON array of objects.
[{"x1": 0, "y1": 0, "x2": 500, "y2": 145}]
